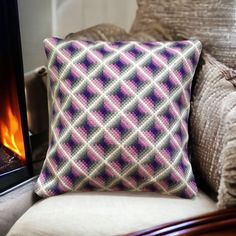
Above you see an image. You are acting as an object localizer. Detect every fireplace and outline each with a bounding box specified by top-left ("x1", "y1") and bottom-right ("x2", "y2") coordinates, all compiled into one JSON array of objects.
[{"x1": 0, "y1": 0, "x2": 33, "y2": 194}]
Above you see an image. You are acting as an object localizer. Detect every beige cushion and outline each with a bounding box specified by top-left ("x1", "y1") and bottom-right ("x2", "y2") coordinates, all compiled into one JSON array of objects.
[
  {"x1": 189, "y1": 52, "x2": 236, "y2": 207},
  {"x1": 218, "y1": 87, "x2": 236, "y2": 208},
  {"x1": 131, "y1": 0, "x2": 236, "y2": 69},
  {"x1": 7, "y1": 191, "x2": 216, "y2": 236}
]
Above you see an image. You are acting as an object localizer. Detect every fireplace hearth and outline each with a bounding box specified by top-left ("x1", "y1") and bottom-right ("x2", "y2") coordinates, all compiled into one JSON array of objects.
[{"x1": 0, "y1": 0, "x2": 33, "y2": 194}]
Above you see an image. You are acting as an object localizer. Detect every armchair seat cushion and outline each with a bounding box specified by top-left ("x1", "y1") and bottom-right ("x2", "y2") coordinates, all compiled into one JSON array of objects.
[{"x1": 7, "y1": 191, "x2": 216, "y2": 236}]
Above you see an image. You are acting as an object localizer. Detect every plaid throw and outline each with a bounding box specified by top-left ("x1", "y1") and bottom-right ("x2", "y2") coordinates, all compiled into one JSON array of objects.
[{"x1": 35, "y1": 38, "x2": 201, "y2": 198}]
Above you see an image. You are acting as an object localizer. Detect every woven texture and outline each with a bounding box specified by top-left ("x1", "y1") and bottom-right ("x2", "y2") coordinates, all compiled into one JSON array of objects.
[
  {"x1": 65, "y1": 23, "x2": 172, "y2": 43},
  {"x1": 65, "y1": 23, "x2": 130, "y2": 41},
  {"x1": 131, "y1": 0, "x2": 236, "y2": 69},
  {"x1": 190, "y1": 52, "x2": 236, "y2": 208},
  {"x1": 35, "y1": 38, "x2": 201, "y2": 198},
  {"x1": 218, "y1": 90, "x2": 236, "y2": 208}
]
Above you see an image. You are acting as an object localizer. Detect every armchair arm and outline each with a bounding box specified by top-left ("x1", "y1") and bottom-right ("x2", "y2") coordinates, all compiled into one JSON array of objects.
[
  {"x1": 127, "y1": 208, "x2": 236, "y2": 236},
  {"x1": 0, "y1": 177, "x2": 38, "y2": 236},
  {"x1": 24, "y1": 66, "x2": 49, "y2": 134}
]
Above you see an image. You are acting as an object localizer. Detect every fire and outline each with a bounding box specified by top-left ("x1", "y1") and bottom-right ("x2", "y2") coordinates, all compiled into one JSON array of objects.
[{"x1": 0, "y1": 102, "x2": 25, "y2": 161}]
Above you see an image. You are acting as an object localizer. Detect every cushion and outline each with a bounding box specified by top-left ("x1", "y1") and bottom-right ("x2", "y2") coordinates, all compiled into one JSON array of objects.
[
  {"x1": 189, "y1": 52, "x2": 236, "y2": 208},
  {"x1": 36, "y1": 38, "x2": 202, "y2": 198},
  {"x1": 218, "y1": 88, "x2": 236, "y2": 208},
  {"x1": 131, "y1": 0, "x2": 236, "y2": 69},
  {"x1": 7, "y1": 191, "x2": 216, "y2": 236},
  {"x1": 47, "y1": 23, "x2": 172, "y2": 140}
]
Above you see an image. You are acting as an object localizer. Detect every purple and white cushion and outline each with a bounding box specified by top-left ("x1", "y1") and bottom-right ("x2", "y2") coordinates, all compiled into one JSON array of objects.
[{"x1": 35, "y1": 38, "x2": 202, "y2": 198}]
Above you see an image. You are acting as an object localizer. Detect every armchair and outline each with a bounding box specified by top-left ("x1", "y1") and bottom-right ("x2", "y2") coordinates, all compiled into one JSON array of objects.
[{"x1": 1, "y1": 1, "x2": 236, "y2": 235}]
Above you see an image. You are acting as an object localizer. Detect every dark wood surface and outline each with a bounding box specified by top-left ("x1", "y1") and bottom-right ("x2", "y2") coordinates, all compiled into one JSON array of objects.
[{"x1": 127, "y1": 208, "x2": 236, "y2": 236}]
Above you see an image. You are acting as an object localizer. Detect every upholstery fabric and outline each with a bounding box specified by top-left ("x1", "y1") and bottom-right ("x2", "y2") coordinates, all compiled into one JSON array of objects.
[
  {"x1": 36, "y1": 38, "x2": 202, "y2": 198},
  {"x1": 131, "y1": 0, "x2": 236, "y2": 69},
  {"x1": 127, "y1": 21, "x2": 172, "y2": 42},
  {"x1": 190, "y1": 52, "x2": 236, "y2": 208},
  {"x1": 218, "y1": 88, "x2": 236, "y2": 208},
  {"x1": 65, "y1": 23, "x2": 130, "y2": 41},
  {"x1": 7, "y1": 191, "x2": 216, "y2": 236},
  {"x1": 66, "y1": 23, "x2": 173, "y2": 47},
  {"x1": 0, "y1": 177, "x2": 37, "y2": 236},
  {"x1": 24, "y1": 66, "x2": 48, "y2": 134}
]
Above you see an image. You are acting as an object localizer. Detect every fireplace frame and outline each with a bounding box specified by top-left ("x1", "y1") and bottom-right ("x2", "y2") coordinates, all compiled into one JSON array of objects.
[{"x1": 0, "y1": 0, "x2": 33, "y2": 194}]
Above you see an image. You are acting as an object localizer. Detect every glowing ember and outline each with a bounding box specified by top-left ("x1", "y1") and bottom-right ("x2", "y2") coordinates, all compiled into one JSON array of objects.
[{"x1": 0, "y1": 102, "x2": 25, "y2": 161}]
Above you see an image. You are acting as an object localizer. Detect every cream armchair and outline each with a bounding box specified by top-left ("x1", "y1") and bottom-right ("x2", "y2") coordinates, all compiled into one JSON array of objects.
[{"x1": 2, "y1": 0, "x2": 236, "y2": 235}]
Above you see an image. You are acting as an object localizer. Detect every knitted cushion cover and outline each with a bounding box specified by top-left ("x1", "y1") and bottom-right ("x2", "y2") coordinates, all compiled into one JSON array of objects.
[
  {"x1": 35, "y1": 38, "x2": 202, "y2": 198},
  {"x1": 131, "y1": 0, "x2": 236, "y2": 69},
  {"x1": 190, "y1": 52, "x2": 236, "y2": 208}
]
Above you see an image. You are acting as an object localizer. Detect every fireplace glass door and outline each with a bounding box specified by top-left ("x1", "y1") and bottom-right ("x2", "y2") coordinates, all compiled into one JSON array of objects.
[{"x1": 0, "y1": 0, "x2": 33, "y2": 194}]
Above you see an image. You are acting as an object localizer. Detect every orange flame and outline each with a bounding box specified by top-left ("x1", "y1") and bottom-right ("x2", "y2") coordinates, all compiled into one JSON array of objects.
[{"x1": 0, "y1": 102, "x2": 25, "y2": 161}]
